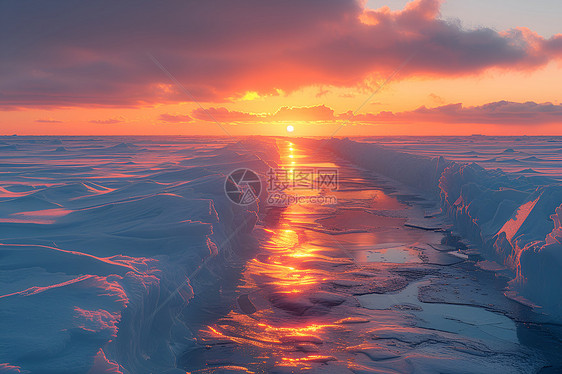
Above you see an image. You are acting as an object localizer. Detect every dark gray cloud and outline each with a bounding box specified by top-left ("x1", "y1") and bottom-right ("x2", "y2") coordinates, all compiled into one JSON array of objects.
[{"x1": 1, "y1": 0, "x2": 561, "y2": 108}]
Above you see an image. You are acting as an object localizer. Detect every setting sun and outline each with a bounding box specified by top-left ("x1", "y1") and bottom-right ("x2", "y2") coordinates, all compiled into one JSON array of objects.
[{"x1": 286, "y1": 125, "x2": 295, "y2": 133}]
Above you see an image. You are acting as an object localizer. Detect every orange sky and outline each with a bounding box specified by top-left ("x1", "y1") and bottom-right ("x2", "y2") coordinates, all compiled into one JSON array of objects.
[{"x1": 1, "y1": 0, "x2": 562, "y2": 136}]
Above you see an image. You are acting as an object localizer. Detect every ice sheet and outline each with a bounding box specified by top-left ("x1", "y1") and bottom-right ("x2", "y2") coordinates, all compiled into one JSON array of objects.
[
  {"x1": 0, "y1": 136, "x2": 279, "y2": 373},
  {"x1": 324, "y1": 137, "x2": 562, "y2": 319}
]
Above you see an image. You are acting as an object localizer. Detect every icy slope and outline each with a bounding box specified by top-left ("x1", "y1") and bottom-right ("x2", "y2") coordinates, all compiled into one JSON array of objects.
[
  {"x1": 0, "y1": 136, "x2": 278, "y2": 374},
  {"x1": 358, "y1": 135, "x2": 562, "y2": 181},
  {"x1": 325, "y1": 138, "x2": 562, "y2": 318}
]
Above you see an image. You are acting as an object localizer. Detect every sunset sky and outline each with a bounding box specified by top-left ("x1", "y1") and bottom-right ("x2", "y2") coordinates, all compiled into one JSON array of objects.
[{"x1": 2, "y1": 0, "x2": 562, "y2": 136}]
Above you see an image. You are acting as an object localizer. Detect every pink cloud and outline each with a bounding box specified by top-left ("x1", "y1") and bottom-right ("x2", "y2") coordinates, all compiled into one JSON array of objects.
[
  {"x1": 90, "y1": 116, "x2": 126, "y2": 124},
  {"x1": 192, "y1": 101, "x2": 562, "y2": 126},
  {"x1": 352, "y1": 101, "x2": 562, "y2": 125},
  {"x1": 35, "y1": 118, "x2": 62, "y2": 123},
  {"x1": 272, "y1": 105, "x2": 335, "y2": 121},
  {"x1": 159, "y1": 113, "x2": 193, "y2": 123},
  {"x1": 191, "y1": 105, "x2": 336, "y2": 123},
  {"x1": 191, "y1": 107, "x2": 263, "y2": 123}
]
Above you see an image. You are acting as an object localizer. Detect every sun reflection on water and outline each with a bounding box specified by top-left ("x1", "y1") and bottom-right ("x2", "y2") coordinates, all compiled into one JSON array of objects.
[{"x1": 198, "y1": 141, "x2": 348, "y2": 368}]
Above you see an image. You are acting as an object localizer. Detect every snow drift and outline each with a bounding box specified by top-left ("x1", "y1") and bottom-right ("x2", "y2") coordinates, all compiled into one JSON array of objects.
[
  {"x1": 324, "y1": 138, "x2": 562, "y2": 318},
  {"x1": 0, "y1": 136, "x2": 279, "y2": 373}
]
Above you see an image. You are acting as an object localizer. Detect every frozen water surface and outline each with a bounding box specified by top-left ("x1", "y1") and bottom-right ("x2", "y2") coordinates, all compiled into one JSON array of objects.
[
  {"x1": 1, "y1": 136, "x2": 561, "y2": 373},
  {"x1": 181, "y1": 139, "x2": 559, "y2": 374},
  {"x1": 358, "y1": 279, "x2": 519, "y2": 344}
]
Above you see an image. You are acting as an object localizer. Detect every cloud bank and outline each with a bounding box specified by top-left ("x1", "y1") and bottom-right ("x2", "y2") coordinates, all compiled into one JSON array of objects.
[
  {"x1": 354, "y1": 101, "x2": 562, "y2": 125},
  {"x1": 2, "y1": 0, "x2": 562, "y2": 108},
  {"x1": 189, "y1": 101, "x2": 562, "y2": 126}
]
